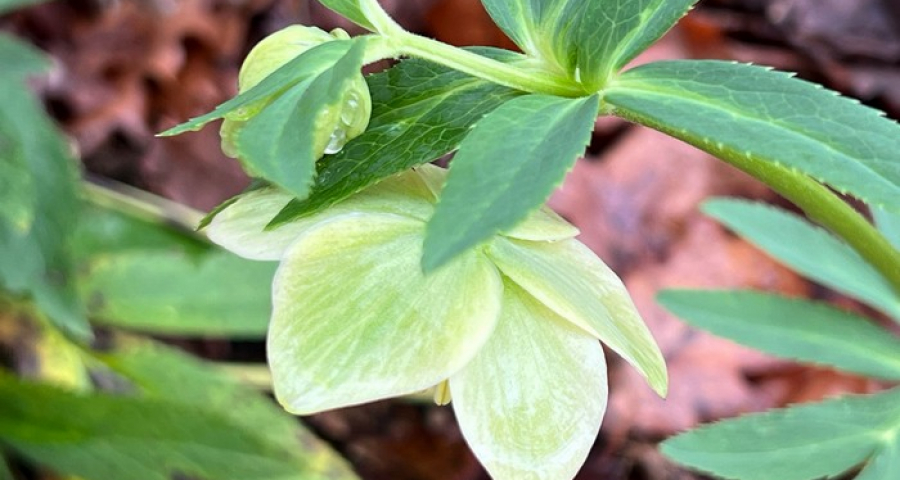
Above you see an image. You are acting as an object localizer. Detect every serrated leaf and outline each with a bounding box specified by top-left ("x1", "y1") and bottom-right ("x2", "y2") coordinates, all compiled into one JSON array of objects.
[
  {"x1": 0, "y1": 372, "x2": 346, "y2": 480},
  {"x1": 78, "y1": 251, "x2": 275, "y2": 338},
  {"x1": 873, "y1": 206, "x2": 900, "y2": 251},
  {"x1": 661, "y1": 387, "x2": 900, "y2": 480},
  {"x1": 0, "y1": 64, "x2": 88, "y2": 340},
  {"x1": 658, "y1": 290, "x2": 900, "y2": 380},
  {"x1": 268, "y1": 50, "x2": 521, "y2": 227},
  {"x1": 605, "y1": 60, "x2": 900, "y2": 212},
  {"x1": 481, "y1": 0, "x2": 697, "y2": 89},
  {"x1": 159, "y1": 40, "x2": 353, "y2": 137},
  {"x1": 702, "y1": 198, "x2": 900, "y2": 319},
  {"x1": 92, "y1": 338, "x2": 358, "y2": 479},
  {"x1": 422, "y1": 93, "x2": 598, "y2": 272},
  {"x1": 317, "y1": 0, "x2": 375, "y2": 30},
  {"x1": 237, "y1": 39, "x2": 366, "y2": 199}
]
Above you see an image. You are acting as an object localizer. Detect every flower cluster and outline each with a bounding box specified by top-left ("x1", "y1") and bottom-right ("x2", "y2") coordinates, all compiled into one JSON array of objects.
[{"x1": 207, "y1": 165, "x2": 666, "y2": 480}]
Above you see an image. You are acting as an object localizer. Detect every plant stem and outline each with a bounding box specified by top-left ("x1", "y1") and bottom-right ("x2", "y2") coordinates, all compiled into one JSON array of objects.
[
  {"x1": 397, "y1": 32, "x2": 586, "y2": 97},
  {"x1": 727, "y1": 156, "x2": 900, "y2": 294}
]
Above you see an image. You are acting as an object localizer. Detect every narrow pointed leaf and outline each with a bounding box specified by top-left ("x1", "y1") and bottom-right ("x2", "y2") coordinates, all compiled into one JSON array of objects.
[
  {"x1": 606, "y1": 60, "x2": 900, "y2": 211},
  {"x1": 77, "y1": 251, "x2": 276, "y2": 338},
  {"x1": 317, "y1": 0, "x2": 375, "y2": 30},
  {"x1": 235, "y1": 39, "x2": 366, "y2": 199},
  {"x1": 270, "y1": 213, "x2": 503, "y2": 415},
  {"x1": 0, "y1": 372, "x2": 341, "y2": 480},
  {"x1": 159, "y1": 40, "x2": 353, "y2": 136},
  {"x1": 422, "y1": 94, "x2": 598, "y2": 272},
  {"x1": 269, "y1": 50, "x2": 521, "y2": 227},
  {"x1": 93, "y1": 338, "x2": 358, "y2": 479},
  {"x1": 658, "y1": 290, "x2": 900, "y2": 380},
  {"x1": 661, "y1": 387, "x2": 900, "y2": 480},
  {"x1": 702, "y1": 199, "x2": 900, "y2": 319},
  {"x1": 481, "y1": 0, "x2": 697, "y2": 88},
  {"x1": 451, "y1": 280, "x2": 606, "y2": 480},
  {"x1": 486, "y1": 236, "x2": 667, "y2": 396}
]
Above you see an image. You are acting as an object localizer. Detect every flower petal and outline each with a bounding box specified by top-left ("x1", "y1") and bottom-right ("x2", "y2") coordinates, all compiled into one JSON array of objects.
[
  {"x1": 206, "y1": 171, "x2": 436, "y2": 260},
  {"x1": 502, "y1": 206, "x2": 580, "y2": 242},
  {"x1": 487, "y1": 236, "x2": 667, "y2": 397},
  {"x1": 450, "y1": 280, "x2": 607, "y2": 480},
  {"x1": 269, "y1": 213, "x2": 503, "y2": 414}
]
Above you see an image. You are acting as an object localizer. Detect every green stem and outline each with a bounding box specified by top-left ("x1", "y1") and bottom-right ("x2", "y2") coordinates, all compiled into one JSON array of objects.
[
  {"x1": 727, "y1": 156, "x2": 900, "y2": 293},
  {"x1": 396, "y1": 32, "x2": 585, "y2": 97}
]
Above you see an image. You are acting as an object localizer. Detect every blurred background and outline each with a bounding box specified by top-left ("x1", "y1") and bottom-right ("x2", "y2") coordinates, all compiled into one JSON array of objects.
[{"x1": 1, "y1": 0, "x2": 899, "y2": 479}]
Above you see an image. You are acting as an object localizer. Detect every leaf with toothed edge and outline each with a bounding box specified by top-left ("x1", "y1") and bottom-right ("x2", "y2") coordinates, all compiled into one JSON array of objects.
[
  {"x1": 661, "y1": 387, "x2": 900, "y2": 480},
  {"x1": 266, "y1": 49, "x2": 522, "y2": 229},
  {"x1": 422, "y1": 93, "x2": 599, "y2": 272},
  {"x1": 605, "y1": 60, "x2": 900, "y2": 212},
  {"x1": 481, "y1": 0, "x2": 698, "y2": 89}
]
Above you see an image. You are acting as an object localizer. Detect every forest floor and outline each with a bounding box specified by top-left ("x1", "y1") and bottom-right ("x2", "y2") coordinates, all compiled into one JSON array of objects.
[{"x1": 3, "y1": 0, "x2": 899, "y2": 478}]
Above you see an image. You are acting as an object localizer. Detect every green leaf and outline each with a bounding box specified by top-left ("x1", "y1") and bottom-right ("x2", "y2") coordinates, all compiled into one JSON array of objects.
[
  {"x1": 268, "y1": 51, "x2": 521, "y2": 227},
  {"x1": 422, "y1": 93, "x2": 598, "y2": 272},
  {"x1": 159, "y1": 40, "x2": 353, "y2": 137},
  {"x1": 0, "y1": 33, "x2": 50, "y2": 79},
  {"x1": 661, "y1": 387, "x2": 900, "y2": 480},
  {"x1": 702, "y1": 198, "x2": 900, "y2": 319},
  {"x1": 605, "y1": 60, "x2": 900, "y2": 212},
  {"x1": 873, "y1": 206, "x2": 900, "y2": 251},
  {"x1": 0, "y1": 64, "x2": 88, "y2": 340},
  {"x1": 92, "y1": 338, "x2": 358, "y2": 479},
  {"x1": 0, "y1": 456, "x2": 10, "y2": 480},
  {"x1": 481, "y1": 0, "x2": 697, "y2": 89},
  {"x1": 237, "y1": 39, "x2": 366, "y2": 199},
  {"x1": 317, "y1": 0, "x2": 375, "y2": 30},
  {"x1": 77, "y1": 251, "x2": 275, "y2": 338},
  {"x1": 658, "y1": 290, "x2": 900, "y2": 380},
  {"x1": 0, "y1": 0, "x2": 50, "y2": 16},
  {"x1": 0, "y1": 371, "x2": 350, "y2": 480}
]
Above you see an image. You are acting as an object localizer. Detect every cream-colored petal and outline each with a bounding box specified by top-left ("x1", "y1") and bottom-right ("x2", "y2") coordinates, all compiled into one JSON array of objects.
[
  {"x1": 450, "y1": 280, "x2": 607, "y2": 480},
  {"x1": 487, "y1": 236, "x2": 667, "y2": 397},
  {"x1": 269, "y1": 213, "x2": 503, "y2": 415},
  {"x1": 502, "y1": 206, "x2": 580, "y2": 242},
  {"x1": 206, "y1": 170, "x2": 437, "y2": 261}
]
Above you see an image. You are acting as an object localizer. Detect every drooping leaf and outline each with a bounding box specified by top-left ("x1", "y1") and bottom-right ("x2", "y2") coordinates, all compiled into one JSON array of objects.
[
  {"x1": 422, "y1": 93, "x2": 598, "y2": 272},
  {"x1": 92, "y1": 338, "x2": 358, "y2": 479},
  {"x1": 236, "y1": 39, "x2": 366, "y2": 199},
  {"x1": 702, "y1": 198, "x2": 900, "y2": 319},
  {"x1": 661, "y1": 387, "x2": 900, "y2": 480},
  {"x1": 0, "y1": 56, "x2": 88, "y2": 340},
  {"x1": 450, "y1": 279, "x2": 607, "y2": 480},
  {"x1": 481, "y1": 0, "x2": 697, "y2": 89},
  {"x1": 605, "y1": 60, "x2": 900, "y2": 211},
  {"x1": 317, "y1": 0, "x2": 375, "y2": 30},
  {"x1": 268, "y1": 50, "x2": 521, "y2": 227},
  {"x1": 159, "y1": 40, "x2": 354, "y2": 136},
  {"x1": 78, "y1": 251, "x2": 275, "y2": 338},
  {"x1": 0, "y1": 372, "x2": 349, "y2": 480},
  {"x1": 658, "y1": 290, "x2": 900, "y2": 380},
  {"x1": 873, "y1": 206, "x2": 900, "y2": 251}
]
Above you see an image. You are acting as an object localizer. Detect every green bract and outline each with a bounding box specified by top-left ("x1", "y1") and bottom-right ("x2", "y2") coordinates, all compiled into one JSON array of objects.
[
  {"x1": 206, "y1": 165, "x2": 667, "y2": 480},
  {"x1": 220, "y1": 25, "x2": 371, "y2": 162}
]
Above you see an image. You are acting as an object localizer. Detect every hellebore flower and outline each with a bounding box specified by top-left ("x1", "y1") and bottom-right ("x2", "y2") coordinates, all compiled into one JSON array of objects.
[
  {"x1": 207, "y1": 165, "x2": 667, "y2": 480},
  {"x1": 220, "y1": 25, "x2": 372, "y2": 161}
]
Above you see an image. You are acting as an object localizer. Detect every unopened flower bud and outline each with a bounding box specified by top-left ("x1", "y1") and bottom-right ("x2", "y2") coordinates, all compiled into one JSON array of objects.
[{"x1": 221, "y1": 25, "x2": 372, "y2": 161}]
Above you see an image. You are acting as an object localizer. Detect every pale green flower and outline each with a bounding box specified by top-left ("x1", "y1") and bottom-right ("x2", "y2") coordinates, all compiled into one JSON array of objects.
[
  {"x1": 207, "y1": 165, "x2": 667, "y2": 480},
  {"x1": 220, "y1": 25, "x2": 371, "y2": 160}
]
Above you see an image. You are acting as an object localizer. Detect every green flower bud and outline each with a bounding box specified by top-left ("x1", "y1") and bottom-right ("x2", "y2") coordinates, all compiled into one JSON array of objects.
[{"x1": 220, "y1": 25, "x2": 372, "y2": 161}]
